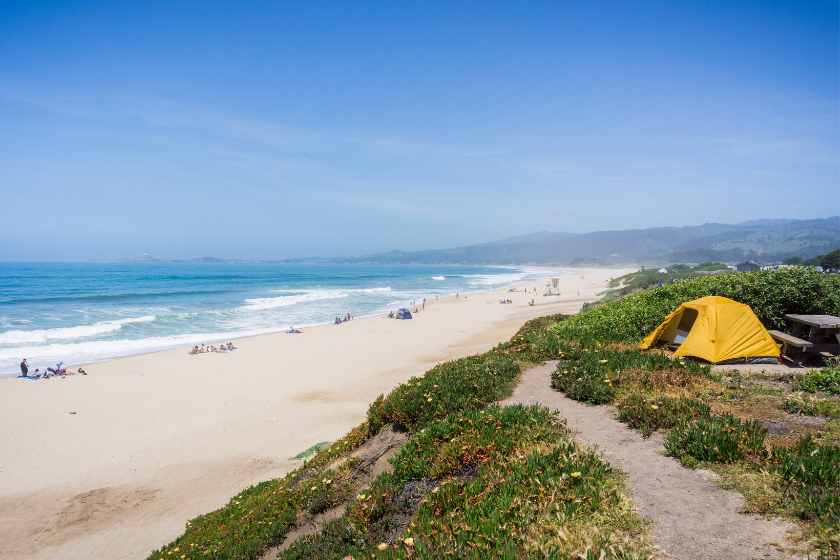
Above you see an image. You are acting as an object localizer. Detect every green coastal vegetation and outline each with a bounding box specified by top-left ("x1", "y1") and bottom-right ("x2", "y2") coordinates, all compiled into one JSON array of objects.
[{"x1": 149, "y1": 267, "x2": 839, "y2": 559}]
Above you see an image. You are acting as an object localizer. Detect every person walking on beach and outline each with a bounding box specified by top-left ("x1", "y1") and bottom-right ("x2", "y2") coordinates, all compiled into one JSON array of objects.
[
  {"x1": 20, "y1": 358, "x2": 28, "y2": 377},
  {"x1": 422, "y1": 298, "x2": 425, "y2": 310}
]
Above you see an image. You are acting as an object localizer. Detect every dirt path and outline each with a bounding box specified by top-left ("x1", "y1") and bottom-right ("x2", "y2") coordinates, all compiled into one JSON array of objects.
[{"x1": 498, "y1": 361, "x2": 799, "y2": 560}]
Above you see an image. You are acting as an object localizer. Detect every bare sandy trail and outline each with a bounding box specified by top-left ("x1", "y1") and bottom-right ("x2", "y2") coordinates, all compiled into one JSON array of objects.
[
  {"x1": 500, "y1": 362, "x2": 798, "y2": 560},
  {"x1": 0, "y1": 267, "x2": 632, "y2": 560}
]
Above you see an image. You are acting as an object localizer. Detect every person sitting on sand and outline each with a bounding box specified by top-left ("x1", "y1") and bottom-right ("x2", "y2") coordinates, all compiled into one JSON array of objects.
[
  {"x1": 228, "y1": 342, "x2": 236, "y2": 350},
  {"x1": 189, "y1": 346, "x2": 198, "y2": 355},
  {"x1": 335, "y1": 316, "x2": 342, "y2": 324}
]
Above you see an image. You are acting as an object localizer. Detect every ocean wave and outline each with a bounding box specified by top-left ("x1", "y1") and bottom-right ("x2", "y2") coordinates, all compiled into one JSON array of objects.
[
  {"x1": 462, "y1": 273, "x2": 526, "y2": 287},
  {"x1": 0, "y1": 330, "x2": 257, "y2": 374},
  {"x1": 0, "y1": 289, "x2": 236, "y2": 306},
  {"x1": 432, "y1": 276, "x2": 445, "y2": 280},
  {"x1": 0, "y1": 316, "x2": 157, "y2": 344},
  {"x1": 244, "y1": 291, "x2": 348, "y2": 310},
  {"x1": 352, "y1": 287, "x2": 392, "y2": 293}
]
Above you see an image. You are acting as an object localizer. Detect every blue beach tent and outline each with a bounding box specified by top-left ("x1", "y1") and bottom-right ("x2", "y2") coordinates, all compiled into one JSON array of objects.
[{"x1": 396, "y1": 308, "x2": 413, "y2": 319}]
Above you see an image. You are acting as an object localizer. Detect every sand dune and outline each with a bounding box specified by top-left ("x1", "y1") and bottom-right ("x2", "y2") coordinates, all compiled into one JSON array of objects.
[{"x1": 0, "y1": 268, "x2": 632, "y2": 560}]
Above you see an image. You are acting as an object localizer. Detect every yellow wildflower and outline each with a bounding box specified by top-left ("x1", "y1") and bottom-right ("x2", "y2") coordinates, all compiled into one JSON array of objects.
[
  {"x1": 571, "y1": 472, "x2": 581, "y2": 478},
  {"x1": 377, "y1": 543, "x2": 388, "y2": 551}
]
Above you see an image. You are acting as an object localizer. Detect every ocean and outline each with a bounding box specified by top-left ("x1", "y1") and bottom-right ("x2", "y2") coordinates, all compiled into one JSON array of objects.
[{"x1": 0, "y1": 263, "x2": 568, "y2": 376}]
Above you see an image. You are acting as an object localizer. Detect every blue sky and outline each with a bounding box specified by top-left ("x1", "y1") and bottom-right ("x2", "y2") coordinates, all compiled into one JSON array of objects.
[{"x1": 0, "y1": 1, "x2": 837, "y2": 261}]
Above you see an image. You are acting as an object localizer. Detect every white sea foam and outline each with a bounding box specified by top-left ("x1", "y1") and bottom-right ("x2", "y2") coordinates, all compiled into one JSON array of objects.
[
  {"x1": 0, "y1": 316, "x2": 157, "y2": 344},
  {"x1": 432, "y1": 276, "x2": 445, "y2": 280},
  {"x1": 243, "y1": 291, "x2": 347, "y2": 310},
  {"x1": 0, "y1": 328, "x2": 272, "y2": 374},
  {"x1": 352, "y1": 287, "x2": 392, "y2": 293}
]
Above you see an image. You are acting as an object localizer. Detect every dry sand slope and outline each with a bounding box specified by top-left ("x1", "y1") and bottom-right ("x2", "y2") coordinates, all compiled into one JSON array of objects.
[{"x1": 0, "y1": 268, "x2": 631, "y2": 560}]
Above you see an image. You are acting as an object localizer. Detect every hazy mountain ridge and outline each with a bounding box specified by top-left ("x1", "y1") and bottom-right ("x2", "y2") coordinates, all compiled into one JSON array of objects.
[
  {"x1": 333, "y1": 217, "x2": 839, "y2": 265},
  {"x1": 118, "y1": 217, "x2": 839, "y2": 265}
]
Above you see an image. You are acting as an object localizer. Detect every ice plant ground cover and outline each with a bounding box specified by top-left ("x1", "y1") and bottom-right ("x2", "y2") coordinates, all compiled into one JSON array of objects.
[
  {"x1": 147, "y1": 314, "x2": 654, "y2": 559},
  {"x1": 278, "y1": 405, "x2": 650, "y2": 559},
  {"x1": 148, "y1": 270, "x2": 839, "y2": 558},
  {"x1": 550, "y1": 268, "x2": 840, "y2": 553}
]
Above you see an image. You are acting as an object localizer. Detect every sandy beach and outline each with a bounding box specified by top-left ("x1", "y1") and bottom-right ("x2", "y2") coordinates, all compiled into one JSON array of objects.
[{"x1": 0, "y1": 267, "x2": 633, "y2": 560}]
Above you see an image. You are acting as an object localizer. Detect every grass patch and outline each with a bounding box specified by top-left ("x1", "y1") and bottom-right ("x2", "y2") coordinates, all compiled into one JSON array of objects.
[{"x1": 782, "y1": 393, "x2": 840, "y2": 419}]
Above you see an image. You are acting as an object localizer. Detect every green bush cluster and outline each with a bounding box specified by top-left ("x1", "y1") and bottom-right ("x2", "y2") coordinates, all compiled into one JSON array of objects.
[
  {"x1": 772, "y1": 435, "x2": 840, "y2": 525},
  {"x1": 553, "y1": 267, "x2": 840, "y2": 343},
  {"x1": 551, "y1": 344, "x2": 708, "y2": 405},
  {"x1": 663, "y1": 414, "x2": 768, "y2": 465},
  {"x1": 506, "y1": 313, "x2": 570, "y2": 362},
  {"x1": 367, "y1": 352, "x2": 520, "y2": 432},
  {"x1": 615, "y1": 394, "x2": 767, "y2": 464},
  {"x1": 279, "y1": 405, "x2": 638, "y2": 559},
  {"x1": 795, "y1": 359, "x2": 840, "y2": 395},
  {"x1": 615, "y1": 395, "x2": 710, "y2": 437},
  {"x1": 781, "y1": 392, "x2": 840, "y2": 418}
]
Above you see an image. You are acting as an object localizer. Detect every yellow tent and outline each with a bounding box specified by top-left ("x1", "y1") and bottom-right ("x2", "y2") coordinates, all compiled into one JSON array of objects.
[{"x1": 638, "y1": 296, "x2": 780, "y2": 364}]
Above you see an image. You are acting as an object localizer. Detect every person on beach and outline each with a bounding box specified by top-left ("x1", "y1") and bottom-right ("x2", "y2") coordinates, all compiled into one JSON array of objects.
[
  {"x1": 335, "y1": 317, "x2": 341, "y2": 324},
  {"x1": 20, "y1": 358, "x2": 28, "y2": 377},
  {"x1": 189, "y1": 346, "x2": 198, "y2": 355},
  {"x1": 422, "y1": 298, "x2": 425, "y2": 310}
]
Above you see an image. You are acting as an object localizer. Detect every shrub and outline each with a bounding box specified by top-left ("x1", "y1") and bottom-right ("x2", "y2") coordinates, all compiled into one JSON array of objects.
[
  {"x1": 795, "y1": 358, "x2": 840, "y2": 396},
  {"x1": 782, "y1": 392, "x2": 840, "y2": 418},
  {"x1": 507, "y1": 313, "x2": 571, "y2": 362},
  {"x1": 553, "y1": 267, "x2": 840, "y2": 343},
  {"x1": 664, "y1": 413, "x2": 767, "y2": 465},
  {"x1": 551, "y1": 344, "x2": 708, "y2": 405},
  {"x1": 772, "y1": 435, "x2": 840, "y2": 524},
  {"x1": 616, "y1": 395, "x2": 710, "y2": 437},
  {"x1": 368, "y1": 352, "x2": 521, "y2": 432}
]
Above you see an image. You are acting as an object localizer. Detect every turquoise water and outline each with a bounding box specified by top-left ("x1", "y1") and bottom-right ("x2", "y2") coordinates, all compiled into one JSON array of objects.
[{"x1": 0, "y1": 263, "x2": 567, "y2": 375}]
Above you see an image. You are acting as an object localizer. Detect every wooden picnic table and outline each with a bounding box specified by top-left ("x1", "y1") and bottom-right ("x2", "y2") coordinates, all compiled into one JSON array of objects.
[{"x1": 776, "y1": 314, "x2": 840, "y2": 365}]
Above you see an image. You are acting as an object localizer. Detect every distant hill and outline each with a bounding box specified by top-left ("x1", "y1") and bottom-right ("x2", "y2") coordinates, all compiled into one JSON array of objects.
[
  {"x1": 325, "y1": 216, "x2": 839, "y2": 265},
  {"x1": 119, "y1": 217, "x2": 839, "y2": 266},
  {"x1": 117, "y1": 255, "x2": 247, "y2": 264}
]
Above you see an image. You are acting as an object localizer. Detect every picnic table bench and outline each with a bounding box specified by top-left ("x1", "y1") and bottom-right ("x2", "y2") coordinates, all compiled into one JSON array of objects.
[{"x1": 774, "y1": 314, "x2": 840, "y2": 365}]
